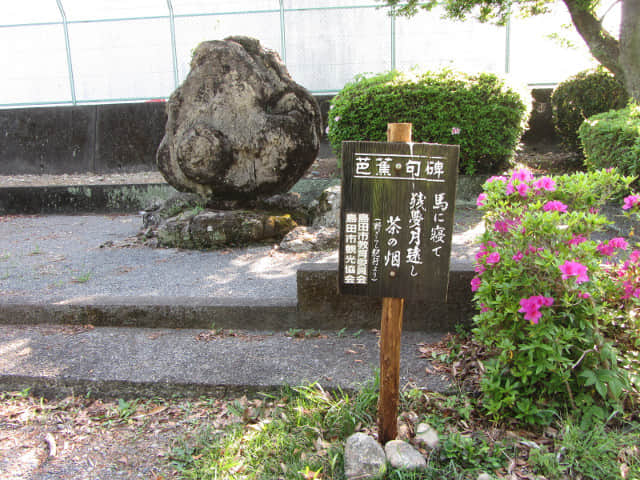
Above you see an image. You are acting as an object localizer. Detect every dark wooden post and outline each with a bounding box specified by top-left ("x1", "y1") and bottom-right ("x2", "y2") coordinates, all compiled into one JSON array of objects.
[{"x1": 377, "y1": 123, "x2": 411, "y2": 444}]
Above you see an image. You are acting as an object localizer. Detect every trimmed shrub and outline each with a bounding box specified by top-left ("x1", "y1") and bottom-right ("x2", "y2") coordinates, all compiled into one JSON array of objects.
[
  {"x1": 551, "y1": 68, "x2": 628, "y2": 153},
  {"x1": 327, "y1": 70, "x2": 529, "y2": 175},
  {"x1": 579, "y1": 104, "x2": 640, "y2": 178}
]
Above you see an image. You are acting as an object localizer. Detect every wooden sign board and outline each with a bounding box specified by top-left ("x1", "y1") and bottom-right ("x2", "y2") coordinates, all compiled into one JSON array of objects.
[{"x1": 339, "y1": 141, "x2": 459, "y2": 301}]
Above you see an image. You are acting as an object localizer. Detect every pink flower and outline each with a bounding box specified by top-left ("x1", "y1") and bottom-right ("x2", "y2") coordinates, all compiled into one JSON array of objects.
[
  {"x1": 505, "y1": 182, "x2": 515, "y2": 195},
  {"x1": 451, "y1": 127, "x2": 461, "y2": 135},
  {"x1": 475, "y1": 241, "x2": 497, "y2": 261},
  {"x1": 597, "y1": 238, "x2": 628, "y2": 256},
  {"x1": 480, "y1": 303, "x2": 491, "y2": 313},
  {"x1": 494, "y1": 220, "x2": 515, "y2": 233},
  {"x1": 486, "y1": 176, "x2": 507, "y2": 184},
  {"x1": 526, "y1": 244, "x2": 545, "y2": 255},
  {"x1": 519, "y1": 295, "x2": 554, "y2": 324},
  {"x1": 623, "y1": 195, "x2": 640, "y2": 210},
  {"x1": 475, "y1": 264, "x2": 486, "y2": 275},
  {"x1": 621, "y1": 281, "x2": 640, "y2": 300},
  {"x1": 494, "y1": 221, "x2": 507, "y2": 233},
  {"x1": 610, "y1": 237, "x2": 629, "y2": 250},
  {"x1": 486, "y1": 252, "x2": 501, "y2": 265},
  {"x1": 476, "y1": 193, "x2": 488, "y2": 207},
  {"x1": 559, "y1": 260, "x2": 589, "y2": 284},
  {"x1": 618, "y1": 264, "x2": 629, "y2": 277},
  {"x1": 567, "y1": 235, "x2": 587, "y2": 247},
  {"x1": 543, "y1": 201, "x2": 568, "y2": 212},
  {"x1": 470, "y1": 277, "x2": 481, "y2": 292},
  {"x1": 512, "y1": 251, "x2": 524, "y2": 261},
  {"x1": 631, "y1": 250, "x2": 640, "y2": 263},
  {"x1": 533, "y1": 176, "x2": 556, "y2": 192},
  {"x1": 597, "y1": 242, "x2": 614, "y2": 256},
  {"x1": 511, "y1": 168, "x2": 534, "y2": 183},
  {"x1": 517, "y1": 183, "x2": 530, "y2": 198},
  {"x1": 578, "y1": 292, "x2": 591, "y2": 299}
]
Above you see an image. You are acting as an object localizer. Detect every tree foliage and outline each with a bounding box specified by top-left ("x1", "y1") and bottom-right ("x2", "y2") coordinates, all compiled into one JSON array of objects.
[{"x1": 378, "y1": 0, "x2": 640, "y2": 102}]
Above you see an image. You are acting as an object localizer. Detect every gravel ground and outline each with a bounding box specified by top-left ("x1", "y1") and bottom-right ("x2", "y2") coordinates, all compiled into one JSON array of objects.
[
  {"x1": 0, "y1": 207, "x2": 482, "y2": 304},
  {"x1": 0, "y1": 214, "x2": 338, "y2": 303}
]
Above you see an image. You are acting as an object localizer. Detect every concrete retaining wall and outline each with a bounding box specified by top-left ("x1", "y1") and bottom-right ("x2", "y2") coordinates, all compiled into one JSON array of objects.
[
  {"x1": 0, "y1": 91, "x2": 555, "y2": 175},
  {"x1": 0, "y1": 102, "x2": 167, "y2": 174},
  {"x1": 0, "y1": 183, "x2": 177, "y2": 215}
]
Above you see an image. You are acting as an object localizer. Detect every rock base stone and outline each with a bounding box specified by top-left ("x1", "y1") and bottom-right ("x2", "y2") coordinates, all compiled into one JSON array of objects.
[
  {"x1": 384, "y1": 440, "x2": 427, "y2": 471},
  {"x1": 279, "y1": 226, "x2": 338, "y2": 252},
  {"x1": 344, "y1": 433, "x2": 387, "y2": 480},
  {"x1": 153, "y1": 209, "x2": 297, "y2": 249},
  {"x1": 141, "y1": 192, "x2": 300, "y2": 249},
  {"x1": 415, "y1": 422, "x2": 440, "y2": 449}
]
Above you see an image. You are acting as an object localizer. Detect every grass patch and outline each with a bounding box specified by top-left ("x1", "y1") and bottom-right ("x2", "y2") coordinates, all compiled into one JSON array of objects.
[
  {"x1": 169, "y1": 377, "x2": 640, "y2": 480},
  {"x1": 528, "y1": 417, "x2": 640, "y2": 480},
  {"x1": 170, "y1": 382, "x2": 377, "y2": 479},
  {"x1": 71, "y1": 271, "x2": 92, "y2": 283}
]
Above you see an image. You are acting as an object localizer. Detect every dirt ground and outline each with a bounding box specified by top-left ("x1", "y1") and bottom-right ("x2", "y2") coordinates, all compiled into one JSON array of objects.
[{"x1": 0, "y1": 391, "x2": 234, "y2": 479}]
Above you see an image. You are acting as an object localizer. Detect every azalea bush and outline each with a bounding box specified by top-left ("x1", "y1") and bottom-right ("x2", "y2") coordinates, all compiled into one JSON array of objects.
[{"x1": 472, "y1": 168, "x2": 640, "y2": 425}]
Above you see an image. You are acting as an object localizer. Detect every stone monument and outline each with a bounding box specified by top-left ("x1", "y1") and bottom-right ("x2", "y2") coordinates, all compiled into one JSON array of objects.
[{"x1": 146, "y1": 36, "x2": 323, "y2": 248}]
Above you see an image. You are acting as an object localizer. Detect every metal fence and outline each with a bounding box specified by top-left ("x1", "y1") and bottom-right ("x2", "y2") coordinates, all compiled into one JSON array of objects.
[{"x1": 0, "y1": 1, "x2": 613, "y2": 108}]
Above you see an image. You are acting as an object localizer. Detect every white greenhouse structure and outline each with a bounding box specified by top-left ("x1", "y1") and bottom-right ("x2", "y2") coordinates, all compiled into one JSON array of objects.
[{"x1": 0, "y1": 1, "x2": 620, "y2": 108}]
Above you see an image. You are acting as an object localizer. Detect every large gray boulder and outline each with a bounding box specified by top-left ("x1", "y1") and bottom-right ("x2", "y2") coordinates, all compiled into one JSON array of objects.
[{"x1": 157, "y1": 36, "x2": 322, "y2": 202}]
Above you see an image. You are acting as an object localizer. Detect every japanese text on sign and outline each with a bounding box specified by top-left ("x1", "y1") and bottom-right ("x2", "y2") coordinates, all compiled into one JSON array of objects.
[
  {"x1": 339, "y1": 141, "x2": 459, "y2": 301},
  {"x1": 354, "y1": 153, "x2": 446, "y2": 182},
  {"x1": 343, "y1": 213, "x2": 370, "y2": 285}
]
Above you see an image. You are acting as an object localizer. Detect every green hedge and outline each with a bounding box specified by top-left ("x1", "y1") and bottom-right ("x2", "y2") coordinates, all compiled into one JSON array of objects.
[
  {"x1": 579, "y1": 104, "x2": 640, "y2": 177},
  {"x1": 551, "y1": 68, "x2": 628, "y2": 153},
  {"x1": 327, "y1": 70, "x2": 529, "y2": 175}
]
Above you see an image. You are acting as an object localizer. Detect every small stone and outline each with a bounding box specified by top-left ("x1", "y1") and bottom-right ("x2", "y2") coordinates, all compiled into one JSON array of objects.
[
  {"x1": 279, "y1": 226, "x2": 338, "y2": 252},
  {"x1": 415, "y1": 422, "x2": 439, "y2": 449},
  {"x1": 344, "y1": 433, "x2": 386, "y2": 479},
  {"x1": 397, "y1": 422, "x2": 411, "y2": 441},
  {"x1": 311, "y1": 185, "x2": 341, "y2": 228},
  {"x1": 384, "y1": 440, "x2": 426, "y2": 471},
  {"x1": 477, "y1": 473, "x2": 492, "y2": 480}
]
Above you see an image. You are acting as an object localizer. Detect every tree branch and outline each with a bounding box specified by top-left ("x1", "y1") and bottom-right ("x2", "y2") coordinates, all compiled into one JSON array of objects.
[{"x1": 562, "y1": 0, "x2": 622, "y2": 79}]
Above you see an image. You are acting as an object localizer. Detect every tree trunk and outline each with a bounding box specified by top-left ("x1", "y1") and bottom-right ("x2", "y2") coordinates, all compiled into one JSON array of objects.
[
  {"x1": 563, "y1": 0, "x2": 640, "y2": 103},
  {"x1": 562, "y1": 0, "x2": 622, "y2": 77},
  {"x1": 620, "y1": 0, "x2": 640, "y2": 102}
]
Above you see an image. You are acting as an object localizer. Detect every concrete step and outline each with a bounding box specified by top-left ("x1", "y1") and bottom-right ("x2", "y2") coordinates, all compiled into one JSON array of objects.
[
  {"x1": 0, "y1": 213, "x2": 481, "y2": 332},
  {"x1": 0, "y1": 323, "x2": 452, "y2": 399},
  {"x1": 0, "y1": 263, "x2": 474, "y2": 331},
  {"x1": 296, "y1": 262, "x2": 475, "y2": 331}
]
